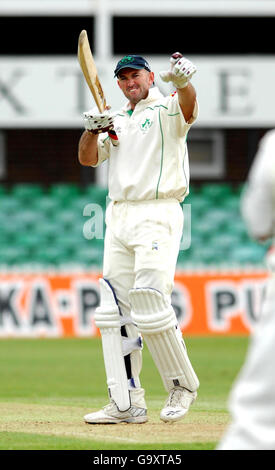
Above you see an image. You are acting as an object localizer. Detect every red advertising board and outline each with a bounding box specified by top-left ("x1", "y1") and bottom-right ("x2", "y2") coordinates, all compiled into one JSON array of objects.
[{"x1": 0, "y1": 270, "x2": 269, "y2": 337}]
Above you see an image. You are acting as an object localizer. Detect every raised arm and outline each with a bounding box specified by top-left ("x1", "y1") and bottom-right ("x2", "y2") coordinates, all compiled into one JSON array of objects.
[{"x1": 176, "y1": 82, "x2": 197, "y2": 123}]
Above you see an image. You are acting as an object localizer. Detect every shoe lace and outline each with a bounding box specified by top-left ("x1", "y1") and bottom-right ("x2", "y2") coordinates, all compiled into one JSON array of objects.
[
  {"x1": 103, "y1": 400, "x2": 117, "y2": 413},
  {"x1": 166, "y1": 388, "x2": 185, "y2": 407}
]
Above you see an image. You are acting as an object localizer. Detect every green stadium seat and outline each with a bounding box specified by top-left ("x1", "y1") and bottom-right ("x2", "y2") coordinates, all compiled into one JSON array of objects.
[
  {"x1": 199, "y1": 183, "x2": 233, "y2": 201},
  {"x1": 220, "y1": 194, "x2": 241, "y2": 212},
  {"x1": 75, "y1": 246, "x2": 103, "y2": 267},
  {"x1": 84, "y1": 184, "x2": 109, "y2": 207},
  {"x1": 71, "y1": 196, "x2": 95, "y2": 214},
  {"x1": 177, "y1": 246, "x2": 194, "y2": 263},
  {"x1": 15, "y1": 232, "x2": 47, "y2": 251},
  {"x1": 54, "y1": 233, "x2": 80, "y2": 255},
  {"x1": 210, "y1": 233, "x2": 243, "y2": 252},
  {"x1": 188, "y1": 232, "x2": 205, "y2": 249},
  {"x1": 191, "y1": 219, "x2": 214, "y2": 239},
  {"x1": 0, "y1": 218, "x2": 20, "y2": 239},
  {"x1": 54, "y1": 209, "x2": 79, "y2": 228},
  {"x1": 33, "y1": 245, "x2": 72, "y2": 265},
  {"x1": 49, "y1": 184, "x2": 81, "y2": 203},
  {"x1": 0, "y1": 231, "x2": 8, "y2": 243},
  {"x1": 187, "y1": 194, "x2": 212, "y2": 216},
  {"x1": 0, "y1": 246, "x2": 27, "y2": 265},
  {"x1": 204, "y1": 208, "x2": 229, "y2": 229},
  {"x1": 1, "y1": 182, "x2": 265, "y2": 268},
  {"x1": 13, "y1": 210, "x2": 46, "y2": 230},
  {"x1": 35, "y1": 220, "x2": 62, "y2": 241},
  {"x1": 32, "y1": 195, "x2": 62, "y2": 216},
  {"x1": 224, "y1": 218, "x2": 248, "y2": 240},
  {"x1": 230, "y1": 243, "x2": 267, "y2": 264},
  {"x1": 0, "y1": 196, "x2": 22, "y2": 213},
  {"x1": 185, "y1": 245, "x2": 224, "y2": 265},
  {"x1": 11, "y1": 183, "x2": 44, "y2": 202}
]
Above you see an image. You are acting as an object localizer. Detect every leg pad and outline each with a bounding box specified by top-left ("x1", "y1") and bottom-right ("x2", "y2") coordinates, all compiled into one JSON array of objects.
[
  {"x1": 129, "y1": 288, "x2": 199, "y2": 392},
  {"x1": 95, "y1": 278, "x2": 131, "y2": 411}
]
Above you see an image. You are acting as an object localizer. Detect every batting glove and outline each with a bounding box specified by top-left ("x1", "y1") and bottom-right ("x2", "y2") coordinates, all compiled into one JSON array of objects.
[
  {"x1": 83, "y1": 107, "x2": 115, "y2": 134},
  {"x1": 159, "y1": 52, "x2": 196, "y2": 89}
]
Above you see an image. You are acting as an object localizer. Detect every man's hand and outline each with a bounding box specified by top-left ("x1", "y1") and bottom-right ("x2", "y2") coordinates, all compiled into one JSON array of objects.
[
  {"x1": 83, "y1": 107, "x2": 115, "y2": 134},
  {"x1": 159, "y1": 52, "x2": 196, "y2": 89}
]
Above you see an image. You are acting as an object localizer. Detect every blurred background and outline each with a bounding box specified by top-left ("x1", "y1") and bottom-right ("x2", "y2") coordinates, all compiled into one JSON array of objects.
[{"x1": 0, "y1": 0, "x2": 274, "y2": 337}]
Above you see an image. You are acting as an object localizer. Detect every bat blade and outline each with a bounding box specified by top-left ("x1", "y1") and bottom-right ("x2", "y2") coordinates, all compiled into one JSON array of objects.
[
  {"x1": 78, "y1": 30, "x2": 106, "y2": 113},
  {"x1": 77, "y1": 29, "x2": 119, "y2": 146}
]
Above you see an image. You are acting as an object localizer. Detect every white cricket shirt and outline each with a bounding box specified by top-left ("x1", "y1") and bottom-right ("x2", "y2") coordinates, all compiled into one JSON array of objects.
[{"x1": 94, "y1": 87, "x2": 198, "y2": 203}]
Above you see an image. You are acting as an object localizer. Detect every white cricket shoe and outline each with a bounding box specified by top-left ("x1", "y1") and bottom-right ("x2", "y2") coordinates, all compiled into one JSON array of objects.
[
  {"x1": 160, "y1": 387, "x2": 197, "y2": 423},
  {"x1": 84, "y1": 399, "x2": 147, "y2": 424}
]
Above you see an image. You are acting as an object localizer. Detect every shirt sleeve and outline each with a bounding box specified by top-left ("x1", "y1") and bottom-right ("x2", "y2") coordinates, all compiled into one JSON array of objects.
[{"x1": 162, "y1": 92, "x2": 198, "y2": 138}]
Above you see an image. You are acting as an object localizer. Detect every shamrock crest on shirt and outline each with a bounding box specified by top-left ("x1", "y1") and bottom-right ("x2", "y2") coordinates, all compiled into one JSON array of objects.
[{"x1": 140, "y1": 118, "x2": 153, "y2": 133}]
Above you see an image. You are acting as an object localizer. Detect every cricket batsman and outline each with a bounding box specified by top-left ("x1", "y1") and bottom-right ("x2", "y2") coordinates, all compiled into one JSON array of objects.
[{"x1": 78, "y1": 52, "x2": 200, "y2": 423}]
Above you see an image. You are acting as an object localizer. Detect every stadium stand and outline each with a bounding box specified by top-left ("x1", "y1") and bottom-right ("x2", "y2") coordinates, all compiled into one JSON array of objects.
[{"x1": 0, "y1": 183, "x2": 268, "y2": 270}]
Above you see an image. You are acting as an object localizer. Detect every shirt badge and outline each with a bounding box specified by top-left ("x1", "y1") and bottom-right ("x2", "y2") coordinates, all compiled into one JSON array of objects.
[{"x1": 140, "y1": 118, "x2": 153, "y2": 133}]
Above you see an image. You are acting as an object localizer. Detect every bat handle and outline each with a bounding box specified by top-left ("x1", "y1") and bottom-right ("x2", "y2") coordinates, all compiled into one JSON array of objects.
[{"x1": 108, "y1": 129, "x2": 119, "y2": 147}]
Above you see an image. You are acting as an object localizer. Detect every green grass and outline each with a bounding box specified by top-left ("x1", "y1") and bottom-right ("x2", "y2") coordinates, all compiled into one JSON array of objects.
[
  {"x1": 0, "y1": 432, "x2": 215, "y2": 450},
  {"x1": 0, "y1": 336, "x2": 249, "y2": 450}
]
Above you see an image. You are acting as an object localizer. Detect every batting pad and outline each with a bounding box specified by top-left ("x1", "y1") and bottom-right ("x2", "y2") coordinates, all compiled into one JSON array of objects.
[
  {"x1": 129, "y1": 288, "x2": 199, "y2": 392},
  {"x1": 95, "y1": 278, "x2": 131, "y2": 411}
]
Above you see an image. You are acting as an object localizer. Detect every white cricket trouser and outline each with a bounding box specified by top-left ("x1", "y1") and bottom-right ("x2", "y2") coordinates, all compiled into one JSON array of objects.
[
  {"x1": 217, "y1": 273, "x2": 275, "y2": 450},
  {"x1": 102, "y1": 199, "x2": 183, "y2": 380},
  {"x1": 103, "y1": 199, "x2": 183, "y2": 308}
]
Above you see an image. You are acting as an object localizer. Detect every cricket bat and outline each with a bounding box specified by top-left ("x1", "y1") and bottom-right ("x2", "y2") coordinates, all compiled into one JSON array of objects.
[{"x1": 78, "y1": 29, "x2": 118, "y2": 146}]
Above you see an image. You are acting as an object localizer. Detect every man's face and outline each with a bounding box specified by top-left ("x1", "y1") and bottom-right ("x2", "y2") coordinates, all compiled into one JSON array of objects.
[{"x1": 117, "y1": 68, "x2": 155, "y2": 107}]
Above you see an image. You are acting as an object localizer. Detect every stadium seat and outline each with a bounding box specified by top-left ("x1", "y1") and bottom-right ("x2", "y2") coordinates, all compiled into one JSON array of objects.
[
  {"x1": 71, "y1": 196, "x2": 96, "y2": 214},
  {"x1": 0, "y1": 195, "x2": 22, "y2": 213},
  {"x1": 0, "y1": 246, "x2": 27, "y2": 265},
  {"x1": 11, "y1": 183, "x2": 44, "y2": 202},
  {"x1": 15, "y1": 232, "x2": 47, "y2": 251},
  {"x1": 191, "y1": 219, "x2": 214, "y2": 239},
  {"x1": 0, "y1": 182, "x2": 266, "y2": 268},
  {"x1": 203, "y1": 208, "x2": 230, "y2": 229},
  {"x1": 184, "y1": 245, "x2": 224, "y2": 265},
  {"x1": 54, "y1": 233, "x2": 80, "y2": 255},
  {"x1": 186, "y1": 194, "x2": 212, "y2": 216},
  {"x1": 75, "y1": 246, "x2": 103, "y2": 267},
  {"x1": 230, "y1": 243, "x2": 267, "y2": 264},
  {"x1": 225, "y1": 218, "x2": 249, "y2": 241},
  {"x1": 13, "y1": 209, "x2": 46, "y2": 230},
  {"x1": 199, "y1": 183, "x2": 233, "y2": 201},
  {"x1": 53, "y1": 208, "x2": 79, "y2": 229},
  {"x1": 34, "y1": 220, "x2": 62, "y2": 241},
  {"x1": 33, "y1": 245, "x2": 72, "y2": 265},
  {"x1": 84, "y1": 184, "x2": 109, "y2": 208},
  {"x1": 32, "y1": 195, "x2": 62, "y2": 216},
  {"x1": 220, "y1": 194, "x2": 241, "y2": 212},
  {"x1": 210, "y1": 233, "x2": 244, "y2": 251},
  {"x1": 49, "y1": 183, "x2": 81, "y2": 204}
]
